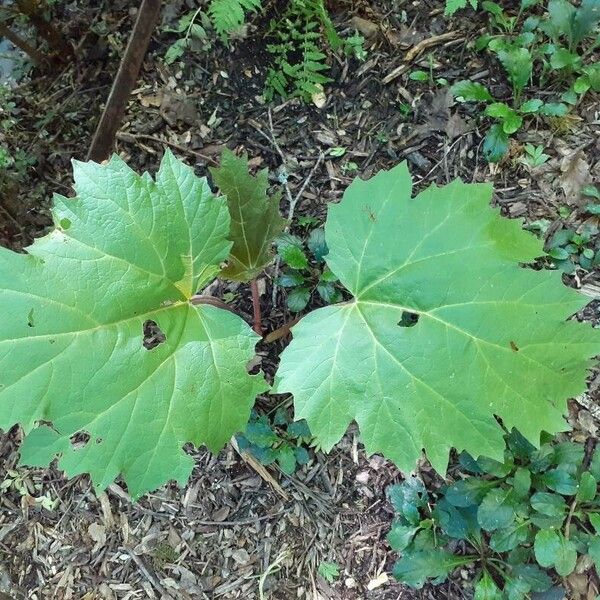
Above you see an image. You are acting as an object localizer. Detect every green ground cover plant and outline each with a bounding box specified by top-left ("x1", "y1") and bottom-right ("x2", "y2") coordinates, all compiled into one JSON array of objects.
[
  {"x1": 236, "y1": 407, "x2": 311, "y2": 474},
  {"x1": 389, "y1": 431, "x2": 600, "y2": 598},
  {"x1": 451, "y1": 0, "x2": 600, "y2": 161},
  {"x1": 0, "y1": 151, "x2": 598, "y2": 504},
  {"x1": 276, "y1": 228, "x2": 342, "y2": 312}
]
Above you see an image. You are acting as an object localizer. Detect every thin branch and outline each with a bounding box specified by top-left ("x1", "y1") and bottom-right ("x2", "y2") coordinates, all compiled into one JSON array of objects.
[
  {"x1": 116, "y1": 131, "x2": 218, "y2": 165},
  {"x1": 87, "y1": 0, "x2": 161, "y2": 162},
  {"x1": 0, "y1": 22, "x2": 49, "y2": 66}
]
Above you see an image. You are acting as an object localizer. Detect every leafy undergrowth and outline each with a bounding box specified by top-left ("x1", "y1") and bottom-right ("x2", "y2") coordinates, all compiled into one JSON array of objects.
[{"x1": 389, "y1": 430, "x2": 600, "y2": 598}]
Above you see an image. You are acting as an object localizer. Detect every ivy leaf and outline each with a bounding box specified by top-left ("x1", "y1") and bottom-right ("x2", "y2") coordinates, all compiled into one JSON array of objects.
[
  {"x1": 513, "y1": 467, "x2": 531, "y2": 498},
  {"x1": 489, "y1": 521, "x2": 530, "y2": 552},
  {"x1": 483, "y1": 124, "x2": 509, "y2": 162},
  {"x1": 277, "y1": 444, "x2": 297, "y2": 474},
  {"x1": 543, "y1": 468, "x2": 578, "y2": 495},
  {"x1": 451, "y1": 80, "x2": 494, "y2": 102},
  {"x1": 478, "y1": 488, "x2": 516, "y2": 531},
  {"x1": 0, "y1": 151, "x2": 267, "y2": 498},
  {"x1": 510, "y1": 564, "x2": 552, "y2": 594},
  {"x1": 588, "y1": 536, "x2": 600, "y2": 572},
  {"x1": 392, "y1": 549, "x2": 467, "y2": 588},
  {"x1": 530, "y1": 492, "x2": 567, "y2": 517},
  {"x1": 388, "y1": 477, "x2": 428, "y2": 525},
  {"x1": 275, "y1": 163, "x2": 599, "y2": 476},
  {"x1": 210, "y1": 149, "x2": 286, "y2": 281},
  {"x1": 287, "y1": 287, "x2": 311, "y2": 312},
  {"x1": 445, "y1": 479, "x2": 494, "y2": 507},
  {"x1": 307, "y1": 228, "x2": 328, "y2": 261},
  {"x1": 534, "y1": 529, "x2": 577, "y2": 576}
]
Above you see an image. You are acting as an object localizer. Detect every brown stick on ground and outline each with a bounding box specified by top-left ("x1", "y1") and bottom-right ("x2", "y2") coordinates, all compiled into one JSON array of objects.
[
  {"x1": 0, "y1": 22, "x2": 49, "y2": 67},
  {"x1": 87, "y1": 0, "x2": 162, "y2": 163}
]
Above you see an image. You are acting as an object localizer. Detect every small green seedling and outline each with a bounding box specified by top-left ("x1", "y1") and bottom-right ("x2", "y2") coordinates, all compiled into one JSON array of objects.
[
  {"x1": 547, "y1": 223, "x2": 600, "y2": 272},
  {"x1": 389, "y1": 430, "x2": 600, "y2": 597},
  {"x1": 236, "y1": 408, "x2": 312, "y2": 474},
  {"x1": 318, "y1": 561, "x2": 340, "y2": 583},
  {"x1": 519, "y1": 143, "x2": 550, "y2": 168},
  {"x1": 276, "y1": 229, "x2": 342, "y2": 312}
]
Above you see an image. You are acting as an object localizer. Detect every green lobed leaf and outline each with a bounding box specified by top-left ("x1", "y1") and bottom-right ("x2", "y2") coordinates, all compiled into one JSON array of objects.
[
  {"x1": 489, "y1": 521, "x2": 530, "y2": 552},
  {"x1": 534, "y1": 529, "x2": 577, "y2": 576},
  {"x1": 589, "y1": 513, "x2": 600, "y2": 534},
  {"x1": 277, "y1": 444, "x2": 297, "y2": 474},
  {"x1": 287, "y1": 287, "x2": 311, "y2": 312},
  {"x1": 210, "y1": 149, "x2": 286, "y2": 281},
  {"x1": 543, "y1": 467, "x2": 578, "y2": 495},
  {"x1": 588, "y1": 536, "x2": 600, "y2": 572},
  {"x1": 274, "y1": 163, "x2": 600, "y2": 476},
  {"x1": 513, "y1": 467, "x2": 531, "y2": 498},
  {"x1": 510, "y1": 564, "x2": 552, "y2": 594},
  {"x1": 0, "y1": 151, "x2": 267, "y2": 498},
  {"x1": 534, "y1": 529, "x2": 561, "y2": 568},
  {"x1": 388, "y1": 477, "x2": 428, "y2": 525},
  {"x1": 530, "y1": 492, "x2": 567, "y2": 517},
  {"x1": 307, "y1": 228, "x2": 328, "y2": 261},
  {"x1": 451, "y1": 80, "x2": 494, "y2": 102},
  {"x1": 483, "y1": 124, "x2": 509, "y2": 162}
]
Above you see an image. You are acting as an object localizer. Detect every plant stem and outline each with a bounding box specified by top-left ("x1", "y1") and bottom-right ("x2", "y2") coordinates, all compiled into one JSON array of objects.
[
  {"x1": 264, "y1": 316, "x2": 302, "y2": 343},
  {"x1": 190, "y1": 294, "x2": 238, "y2": 314},
  {"x1": 251, "y1": 278, "x2": 263, "y2": 336}
]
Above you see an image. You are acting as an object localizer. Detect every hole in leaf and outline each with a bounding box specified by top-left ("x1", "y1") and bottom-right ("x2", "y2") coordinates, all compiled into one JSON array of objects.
[
  {"x1": 70, "y1": 431, "x2": 90, "y2": 450},
  {"x1": 143, "y1": 320, "x2": 166, "y2": 350},
  {"x1": 398, "y1": 311, "x2": 419, "y2": 327},
  {"x1": 27, "y1": 308, "x2": 35, "y2": 327}
]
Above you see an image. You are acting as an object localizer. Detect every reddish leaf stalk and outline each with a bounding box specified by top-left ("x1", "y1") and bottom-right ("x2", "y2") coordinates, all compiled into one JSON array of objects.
[{"x1": 250, "y1": 279, "x2": 262, "y2": 336}]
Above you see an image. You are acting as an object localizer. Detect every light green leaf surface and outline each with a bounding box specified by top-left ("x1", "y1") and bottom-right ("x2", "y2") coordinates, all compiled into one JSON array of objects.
[
  {"x1": 0, "y1": 151, "x2": 266, "y2": 498},
  {"x1": 275, "y1": 162, "x2": 599, "y2": 475},
  {"x1": 210, "y1": 149, "x2": 286, "y2": 281}
]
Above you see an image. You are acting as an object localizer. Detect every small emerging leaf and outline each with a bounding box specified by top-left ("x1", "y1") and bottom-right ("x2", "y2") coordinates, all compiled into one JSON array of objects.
[{"x1": 210, "y1": 149, "x2": 286, "y2": 281}]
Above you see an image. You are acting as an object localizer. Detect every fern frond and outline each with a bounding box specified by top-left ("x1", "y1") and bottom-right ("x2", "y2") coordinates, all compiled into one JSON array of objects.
[{"x1": 208, "y1": 0, "x2": 262, "y2": 38}]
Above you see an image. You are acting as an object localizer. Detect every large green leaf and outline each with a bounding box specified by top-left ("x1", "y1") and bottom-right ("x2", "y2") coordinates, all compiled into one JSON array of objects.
[
  {"x1": 0, "y1": 151, "x2": 266, "y2": 498},
  {"x1": 210, "y1": 149, "x2": 286, "y2": 281},
  {"x1": 275, "y1": 163, "x2": 599, "y2": 475}
]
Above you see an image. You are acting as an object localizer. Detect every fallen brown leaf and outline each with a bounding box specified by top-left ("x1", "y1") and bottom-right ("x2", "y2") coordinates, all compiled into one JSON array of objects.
[{"x1": 560, "y1": 150, "x2": 591, "y2": 204}]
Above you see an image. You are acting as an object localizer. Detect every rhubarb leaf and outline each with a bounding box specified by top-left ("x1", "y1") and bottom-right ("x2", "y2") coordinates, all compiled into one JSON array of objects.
[
  {"x1": 0, "y1": 151, "x2": 266, "y2": 498},
  {"x1": 275, "y1": 162, "x2": 599, "y2": 474}
]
